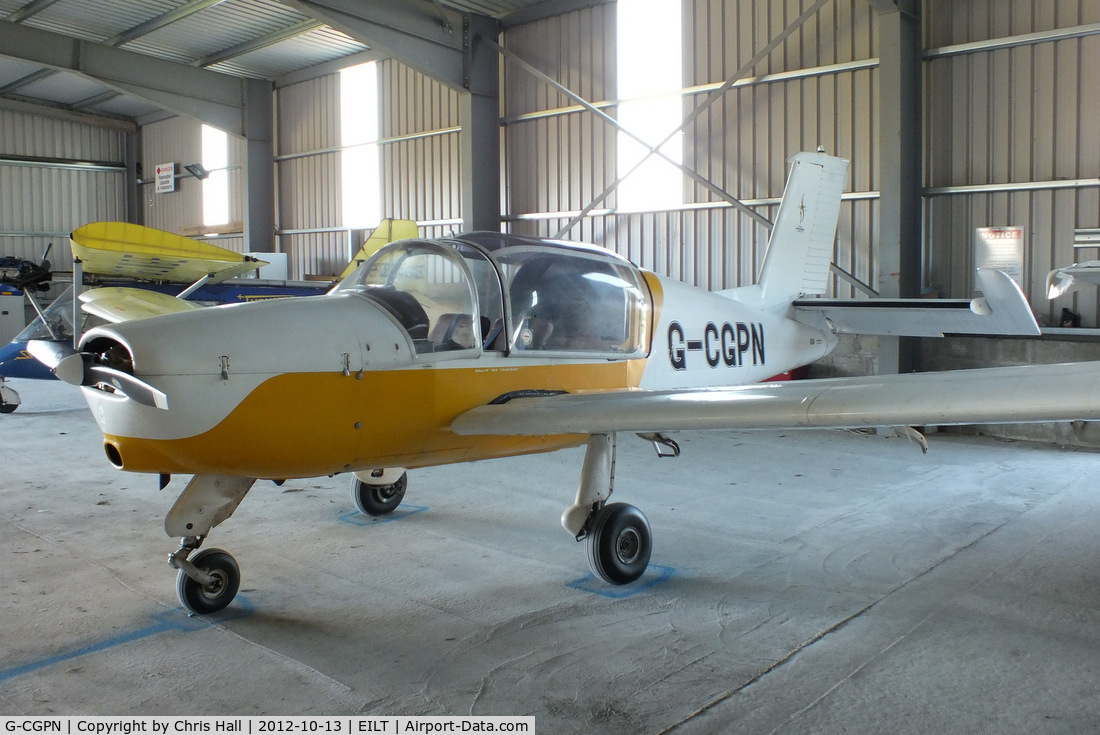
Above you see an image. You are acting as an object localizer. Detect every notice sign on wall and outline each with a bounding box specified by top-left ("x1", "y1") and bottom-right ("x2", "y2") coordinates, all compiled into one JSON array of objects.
[
  {"x1": 974, "y1": 226, "x2": 1025, "y2": 289},
  {"x1": 155, "y1": 162, "x2": 176, "y2": 193}
]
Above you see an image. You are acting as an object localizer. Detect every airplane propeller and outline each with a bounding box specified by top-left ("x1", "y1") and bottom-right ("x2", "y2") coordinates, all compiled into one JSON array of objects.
[{"x1": 27, "y1": 339, "x2": 169, "y2": 410}]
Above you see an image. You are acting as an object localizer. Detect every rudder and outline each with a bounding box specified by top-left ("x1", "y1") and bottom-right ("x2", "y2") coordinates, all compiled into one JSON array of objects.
[{"x1": 754, "y1": 152, "x2": 849, "y2": 309}]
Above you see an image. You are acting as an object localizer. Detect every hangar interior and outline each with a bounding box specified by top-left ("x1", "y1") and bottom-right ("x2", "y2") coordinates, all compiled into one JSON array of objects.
[
  {"x1": 2, "y1": 0, "x2": 1098, "y2": 355},
  {"x1": 2, "y1": 0, "x2": 1100, "y2": 729}
]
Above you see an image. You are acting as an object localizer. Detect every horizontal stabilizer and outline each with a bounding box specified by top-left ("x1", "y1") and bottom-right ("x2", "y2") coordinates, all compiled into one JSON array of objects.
[
  {"x1": 451, "y1": 360, "x2": 1100, "y2": 437},
  {"x1": 791, "y1": 269, "x2": 1039, "y2": 337},
  {"x1": 80, "y1": 288, "x2": 205, "y2": 323}
]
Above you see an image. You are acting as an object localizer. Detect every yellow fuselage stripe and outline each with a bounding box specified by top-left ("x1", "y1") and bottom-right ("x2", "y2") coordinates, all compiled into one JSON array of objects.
[{"x1": 106, "y1": 360, "x2": 647, "y2": 478}]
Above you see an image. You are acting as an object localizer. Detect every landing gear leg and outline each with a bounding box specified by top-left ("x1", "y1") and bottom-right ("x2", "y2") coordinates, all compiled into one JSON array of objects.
[
  {"x1": 561, "y1": 434, "x2": 653, "y2": 585},
  {"x1": 0, "y1": 378, "x2": 19, "y2": 413},
  {"x1": 164, "y1": 474, "x2": 255, "y2": 615}
]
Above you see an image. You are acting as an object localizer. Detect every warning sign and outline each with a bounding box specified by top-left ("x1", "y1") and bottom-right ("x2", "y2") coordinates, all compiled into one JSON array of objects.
[
  {"x1": 155, "y1": 162, "x2": 176, "y2": 194},
  {"x1": 974, "y1": 226, "x2": 1025, "y2": 289}
]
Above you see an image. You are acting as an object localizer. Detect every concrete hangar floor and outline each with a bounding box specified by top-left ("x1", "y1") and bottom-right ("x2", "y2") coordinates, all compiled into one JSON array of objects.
[{"x1": 2, "y1": 377, "x2": 1099, "y2": 733}]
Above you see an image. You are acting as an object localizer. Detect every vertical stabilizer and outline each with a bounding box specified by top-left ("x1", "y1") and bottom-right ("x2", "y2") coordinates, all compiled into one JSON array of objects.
[
  {"x1": 753, "y1": 152, "x2": 849, "y2": 309},
  {"x1": 340, "y1": 218, "x2": 420, "y2": 280}
]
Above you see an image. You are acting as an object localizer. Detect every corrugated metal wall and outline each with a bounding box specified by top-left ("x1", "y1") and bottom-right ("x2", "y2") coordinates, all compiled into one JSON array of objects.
[
  {"x1": 0, "y1": 109, "x2": 126, "y2": 274},
  {"x1": 51, "y1": 0, "x2": 1095, "y2": 315},
  {"x1": 225, "y1": 132, "x2": 245, "y2": 253},
  {"x1": 274, "y1": 73, "x2": 346, "y2": 279},
  {"x1": 502, "y1": 3, "x2": 616, "y2": 246},
  {"x1": 501, "y1": 0, "x2": 882, "y2": 295},
  {"x1": 141, "y1": 117, "x2": 202, "y2": 238},
  {"x1": 271, "y1": 62, "x2": 460, "y2": 278},
  {"x1": 379, "y1": 59, "x2": 462, "y2": 235},
  {"x1": 141, "y1": 117, "x2": 245, "y2": 254},
  {"x1": 923, "y1": 0, "x2": 1100, "y2": 326}
]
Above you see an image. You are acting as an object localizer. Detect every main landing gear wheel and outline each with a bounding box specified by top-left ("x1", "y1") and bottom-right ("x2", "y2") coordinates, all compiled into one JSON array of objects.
[
  {"x1": 586, "y1": 502, "x2": 652, "y2": 585},
  {"x1": 176, "y1": 548, "x2": 241, "y2": 615},
  {"x1": 353, "y1": 471, "x2": 408, "y2": 516}
]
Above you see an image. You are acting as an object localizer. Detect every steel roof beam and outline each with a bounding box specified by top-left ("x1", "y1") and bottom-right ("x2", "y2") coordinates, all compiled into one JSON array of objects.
[
  {"x1": 194, "y1": 19, "x2": 324, "y2": 69},
  {"x1": 0, "y1": 94, "x2": 135, "y2": 131},
  {"x1": 3, "y1": 0, "x2": 62, "y2": 23},
  {"x1": 501, "y1": 0, "x2": 611, "y2": 29},
  {"x1": 104, "y1": 0, "x2": 231, "y2": 47},
  {"x1": 0, "y1": 19, "x2": 249, "y2": 134},
  {"x1": 283, "y1": 0, "x2": 469, "y2": 91}
]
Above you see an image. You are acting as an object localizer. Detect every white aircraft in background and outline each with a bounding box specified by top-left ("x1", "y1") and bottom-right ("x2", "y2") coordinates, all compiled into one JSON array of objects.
[
  {"x1": 1047, "y1": 261, "x2": 1100, "y2": 300},
  {"x1": 31, "y1": 151, "x2": 1100, "y2": 615}
]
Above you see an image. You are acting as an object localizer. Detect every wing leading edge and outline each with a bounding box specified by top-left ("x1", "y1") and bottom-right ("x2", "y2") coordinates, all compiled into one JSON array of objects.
[{"x1": 450, "y1": 361, "x2": 1100, "y2": 436}]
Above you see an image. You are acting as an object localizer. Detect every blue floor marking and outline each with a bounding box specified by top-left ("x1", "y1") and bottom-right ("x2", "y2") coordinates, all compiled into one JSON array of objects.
[
  {"x1": 338, "y1": 504, "x2": 429, "y2": 526},
  {"x1": 0, "y1": 595, "x2": 254, "y2": 683},
  {"x1": 568, "y1": 564, "x2": 676, "y2": 598}
]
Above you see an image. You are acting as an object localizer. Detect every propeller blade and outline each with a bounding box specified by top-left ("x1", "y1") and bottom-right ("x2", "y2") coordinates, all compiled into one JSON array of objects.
[
  {"x1": 84, "y1": 365, "x2": 169, "y2": 410},
  {"x1": 26, "y1": 339, "x2": 168, "y2": 409}
]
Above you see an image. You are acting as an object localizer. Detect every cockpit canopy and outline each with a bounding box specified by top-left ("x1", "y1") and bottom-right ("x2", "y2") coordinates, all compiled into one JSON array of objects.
[{"x1": 334, "y1": 232, "x2": 651, "y2": 359}]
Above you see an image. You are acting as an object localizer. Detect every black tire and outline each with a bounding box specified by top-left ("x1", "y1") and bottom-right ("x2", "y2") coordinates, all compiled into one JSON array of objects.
[
  {"x1": 176, "y1": 548, "x2": 240, "y2": 615},
  {"x1": 353, "y1": 471, "x2": 408, "y2": 516},
  {"x1": 0, "y1": 402, "x2": 16, "y2": 414},
  {"x1": 586, "y1": 502, "x2": 652, "y2": 585}
]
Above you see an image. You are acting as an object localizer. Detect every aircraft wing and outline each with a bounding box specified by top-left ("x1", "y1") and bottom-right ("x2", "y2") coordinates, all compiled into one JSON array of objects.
[
  {"x1": 71, "y1": 222, "x2": 267, "y2": 283},
  {"x1": 792, "y1": 269, "x2": 1040, "y2": 337},
  {"x1": 1046, "y1": 261, "x2": 1100, "y2": 299},
  {"x1": 450, "y1": 361, "x2": 1100, "y2": 436},
  {"x1": 80, "y1": 287, "x2": 205, "y2": 323}
]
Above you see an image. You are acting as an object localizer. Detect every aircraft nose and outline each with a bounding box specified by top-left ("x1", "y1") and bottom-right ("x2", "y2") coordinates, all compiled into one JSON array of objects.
[{"x1": 27, "y1": 334, "x2": 168, "y2": 409}]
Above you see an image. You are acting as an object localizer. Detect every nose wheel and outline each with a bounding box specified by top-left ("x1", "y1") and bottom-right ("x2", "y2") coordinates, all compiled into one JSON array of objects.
[
  {"x1": 172, "y1": 545, "x2": 241, "y2": 615},
  {"x1": 353, "y1": 470, "x2": 407, "y2": 516},
  {"x1": 586, "y1": 502, "x2": 652, "y2": 585}
]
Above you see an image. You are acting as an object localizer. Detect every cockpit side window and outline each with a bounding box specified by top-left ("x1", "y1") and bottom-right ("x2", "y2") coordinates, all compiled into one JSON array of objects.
[
  {"x1": 335, "y1": 240, "x2": 482, "y2": 355},
  {"x1": 501, "y1": 249, "x2": 650, "y2": 357}
]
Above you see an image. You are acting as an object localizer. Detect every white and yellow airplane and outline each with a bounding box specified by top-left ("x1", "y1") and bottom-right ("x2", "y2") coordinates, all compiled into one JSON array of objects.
[{"x1": 30, "y1": 151, "x2": 1100, "y2": 615}]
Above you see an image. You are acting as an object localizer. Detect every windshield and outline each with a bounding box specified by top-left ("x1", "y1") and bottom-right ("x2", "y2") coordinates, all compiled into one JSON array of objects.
[
  {"x1": 335, "y1": 234, "x2": 650, "y2": 359},
  {"x1": 14, "y1": 285, "x2": 78, "y2": 342},
  {"x1": 335, "y1": 240, "x2": 486, "y2": 354}
]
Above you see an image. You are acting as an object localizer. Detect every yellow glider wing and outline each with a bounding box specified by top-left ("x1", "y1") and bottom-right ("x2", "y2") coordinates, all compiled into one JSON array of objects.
[
  {"x1": 451, "y1": 361, "x2": 1100, "y2": 436},
  {"x1": 71, "y1": 222, "x2": 266, "y2": 282}
]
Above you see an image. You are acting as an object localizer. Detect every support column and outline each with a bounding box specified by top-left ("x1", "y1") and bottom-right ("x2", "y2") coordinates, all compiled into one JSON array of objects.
[
  {"x1": 242, "y1": 78, "x2": 276, "y2": 253},
  {"x1": 871, "y1": 0, "x2": 922, "y2": 373},
  {"x1": 124, "y1": 128, "x2": 142, "y2": 225},
  {"x1": 459, "y1": 13, "x2": 501, "y2": 232}
]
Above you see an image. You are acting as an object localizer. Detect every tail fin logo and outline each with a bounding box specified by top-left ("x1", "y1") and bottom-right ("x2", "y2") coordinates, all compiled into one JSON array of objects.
[{"x1": 797, "y1": 195, "x2": 806, "y2": 231}]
